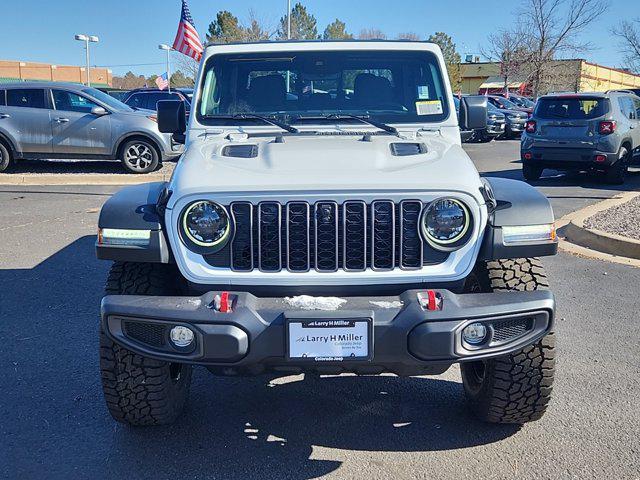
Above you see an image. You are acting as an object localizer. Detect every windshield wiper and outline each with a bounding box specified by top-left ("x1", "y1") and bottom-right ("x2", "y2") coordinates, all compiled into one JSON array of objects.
[
  {"x1": 293, "y1": 113, "x2": 399, "y2": 135},
  {"x1": 202, "y1": 113, "x2": 299, "y2": 133}
]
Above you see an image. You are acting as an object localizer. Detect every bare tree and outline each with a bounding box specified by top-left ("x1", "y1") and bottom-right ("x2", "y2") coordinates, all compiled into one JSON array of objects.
[
  {"x1": 397, "y1": 32, "x2": 421, "y2": 41},
  {"x1": 482, "y1": 29, "x2": 528, "y2": 93},
  {"x1": 613, "y1": 19, "x2": 640, "y2": 73},
  {"x1": 358, "y1": 28, "x2": 387, "y2": 40},
  {"x1": 517, "y1": 0, "x2": 607, "y2": 96}
]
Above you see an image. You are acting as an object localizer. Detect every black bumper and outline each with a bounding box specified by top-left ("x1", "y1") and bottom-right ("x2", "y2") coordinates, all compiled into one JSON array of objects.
[
  {"x1": 522, "y1": 146, "x2": 618, "y2": 168},
  {"x1": 101, "y1": 289, "x2": 555, "y2": 376}
]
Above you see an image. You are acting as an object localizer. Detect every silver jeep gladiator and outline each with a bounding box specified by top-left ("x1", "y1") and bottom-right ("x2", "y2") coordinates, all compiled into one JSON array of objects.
[{"x1": 96, "y1": 40, "x2": 558, "y2": 426}]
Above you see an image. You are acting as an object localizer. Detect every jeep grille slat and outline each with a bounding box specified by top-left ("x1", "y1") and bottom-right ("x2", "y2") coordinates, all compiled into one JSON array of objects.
[{"x1": 227, "y1": 200, "x2": 432, "y2": 272}]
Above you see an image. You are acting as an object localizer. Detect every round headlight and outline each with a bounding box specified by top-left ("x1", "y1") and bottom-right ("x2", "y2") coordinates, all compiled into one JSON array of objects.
[
  {"x1": 422, "y1": 198, "x2": 471, "y2": 250},
  {"x1": 181, "y1": 201, "x2": 230, "y2": 250}
]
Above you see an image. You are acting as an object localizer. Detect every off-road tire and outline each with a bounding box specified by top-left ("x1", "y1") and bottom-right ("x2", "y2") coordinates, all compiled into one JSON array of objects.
[
  {"x1": 522, "y1": 164, "x2": 543, "y2": 182},
  {"x1": 0, "y1": 142, "x2": 12, "y2": 172},
  {"x1": 603, "y1": 146, "x2": 628, "y2": 185},
  {"x1": 99, "y1": 262, "x2": 192, "y2": 426},
  {"x1": 461, "y1": 258, "x2": 556, "y2": 424}
]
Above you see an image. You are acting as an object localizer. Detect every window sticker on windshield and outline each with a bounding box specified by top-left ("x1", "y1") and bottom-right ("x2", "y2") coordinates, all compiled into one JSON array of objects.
[
  {"x1": 416, "y1": 100, "x2": 443, "y2": 116},
  {"x1": 417, "y1": 86, "x2": 430, "y2": 99}
]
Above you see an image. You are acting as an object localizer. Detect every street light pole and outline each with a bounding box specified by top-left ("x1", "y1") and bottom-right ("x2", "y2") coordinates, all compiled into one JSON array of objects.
[
  {"x1": 158, "y1": 44, "x2": 173, "y2": 92},
  {"x1": 74, "y1": 34, "x2": 99, "y2": 86},
  {"x1": 286, "y1": 0, "x2": 291, "y2": 92}
]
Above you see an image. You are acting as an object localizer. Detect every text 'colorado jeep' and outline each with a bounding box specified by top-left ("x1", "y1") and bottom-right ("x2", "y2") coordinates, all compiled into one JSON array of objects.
[{"x1": 96, "y1": 41, "x2": 558, "y2": 426}]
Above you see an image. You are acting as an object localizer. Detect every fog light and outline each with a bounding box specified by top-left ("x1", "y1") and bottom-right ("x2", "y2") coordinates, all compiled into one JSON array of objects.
[
  {"x1": 462, "y1": 323, "x2": 487, "y2": 345},
  {"x1": 169, "y1": 326, "x2": 194, "y2": 348}
]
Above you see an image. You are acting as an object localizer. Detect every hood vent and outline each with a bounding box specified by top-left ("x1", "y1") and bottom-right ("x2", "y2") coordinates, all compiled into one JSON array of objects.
[
  {"x1": 390, "y1": 142, "x2": 427, "y2": 156},
  {"x1": 222, "y1": 144, "x2": 258, "y2": 158}
]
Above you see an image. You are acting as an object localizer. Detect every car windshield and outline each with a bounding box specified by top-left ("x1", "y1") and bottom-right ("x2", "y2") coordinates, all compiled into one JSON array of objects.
[
  {"x1": 496, "y1": 97, "x2": 519, "y2": 109},
  {"x1": 197, "y1": 49, "x2": 450, "y2": 126},
  {"x1": 535, "y1": 97, "x2": 608, "y2": 119},
  {"x1": 83, "y1": 88, "x2": 134, "y2": 112}
]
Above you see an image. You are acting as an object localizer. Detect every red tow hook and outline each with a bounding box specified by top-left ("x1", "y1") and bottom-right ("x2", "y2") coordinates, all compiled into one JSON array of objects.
[
  {"x1": 417, "y1": 290, "x2": 443, "y2": 311},
  {"x1": 212, "y1": 291, "x2": 235, "y2": 313}
]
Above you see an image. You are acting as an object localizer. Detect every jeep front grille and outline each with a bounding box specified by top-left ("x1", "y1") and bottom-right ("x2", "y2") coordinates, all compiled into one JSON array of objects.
[{"x1": 226, "y1": 200, "x2": 438, "y2": 272}]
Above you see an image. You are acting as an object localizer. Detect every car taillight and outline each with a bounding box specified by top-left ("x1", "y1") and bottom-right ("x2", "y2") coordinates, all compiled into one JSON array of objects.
[
  {"x1": 525, "y1": 120, "x2": 536, "y2": 133},
  {"x1": 599, "y1": 121, "x2": 616, "y2": 135}
]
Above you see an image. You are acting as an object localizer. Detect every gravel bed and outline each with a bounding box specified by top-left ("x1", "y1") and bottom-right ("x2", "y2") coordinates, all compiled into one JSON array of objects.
[
  {"x1": 584, "y1": 195, "x2": 640, "y2": 240},
  {"x1": 2, "y1": 158, "x2": 175, "y2": 177}
]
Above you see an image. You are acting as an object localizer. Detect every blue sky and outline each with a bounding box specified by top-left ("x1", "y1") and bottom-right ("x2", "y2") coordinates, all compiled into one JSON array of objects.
[{"x1": 1, "y1": 0, "x2": 628, "y2": 77}]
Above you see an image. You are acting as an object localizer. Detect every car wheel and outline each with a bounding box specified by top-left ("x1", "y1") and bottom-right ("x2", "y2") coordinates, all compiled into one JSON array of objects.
[
  {"x1": 523, "y1": 164, "x2": 543, "y2": 181},
  {"x1": 120, "y1": 139, "x2": 159, "y2": 174},
  {"x1": 461, "y1": 259, "x2": 556, "y2": 424},
  {"x1": 99, "y1": 262, "x2": 192, "y2": 426},
  {"x1": 0, "y1": 142, "x2": 12, "y2": 172},
  {"x1": 604, "y1": 146, "x2": 629, "y2": 185}
]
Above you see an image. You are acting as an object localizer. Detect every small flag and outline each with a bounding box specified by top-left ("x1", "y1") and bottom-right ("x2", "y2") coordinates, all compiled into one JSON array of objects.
[
  {"x1": 173, "y1": 0, "x2": 204, "y2": 62},
  {"x1": 155, "y1": 72, "x2": 169, "y2": 90}
]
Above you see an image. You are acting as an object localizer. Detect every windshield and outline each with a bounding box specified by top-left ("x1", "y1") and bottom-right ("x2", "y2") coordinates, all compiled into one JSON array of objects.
[
  {"x1": 197, "y1": 50, "x2": 450, "y2": 126},
  {"x1": 495, "y1": 97, "x2": 519, "y2": 110},
  {"x1": 83, "y1": 88, "x2": 134, "y2": 112}
]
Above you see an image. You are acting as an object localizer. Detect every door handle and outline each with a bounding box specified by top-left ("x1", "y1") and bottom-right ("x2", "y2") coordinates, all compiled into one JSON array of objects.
[
  {"x1": 0, "y1": 113, "x2": 10, "y2": 119},
  {"x1": 53, "y1": 117, "x2": 70, "y2": 123}
]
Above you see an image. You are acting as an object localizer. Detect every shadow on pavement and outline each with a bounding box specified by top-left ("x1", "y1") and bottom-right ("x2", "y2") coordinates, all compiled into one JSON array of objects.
[
  {"x1": 1, "y1": 236, "x2": 519, "y2": 479},
  {"x1": 3, "y1": 158, "x2": 174, "y2": 175}
]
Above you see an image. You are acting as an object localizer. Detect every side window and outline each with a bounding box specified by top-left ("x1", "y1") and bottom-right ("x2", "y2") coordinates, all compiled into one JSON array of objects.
[
  {"x1": 0, "y1": 89, "x2": 5, "y2": 106},
  {"x1": 125, "y1": 93, "x2": 145, "y2": 109},
  {"x1": 633, "y1": 97, "x2": 640, "y2": 120},
  {"x1": 6, "y1": 89, "x2": 46, "y2": 109},
  {"x1": 52, "y1": 90, "x2": 99, "y2": 113},
  {"x1": 618, "y1": 97, "x2": 636, "y2": 120}
]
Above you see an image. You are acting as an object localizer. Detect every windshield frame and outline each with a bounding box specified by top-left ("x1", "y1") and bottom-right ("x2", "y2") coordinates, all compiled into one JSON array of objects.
[{"x1": 194, "y1": 48, "x2": 453, "y2": 129}]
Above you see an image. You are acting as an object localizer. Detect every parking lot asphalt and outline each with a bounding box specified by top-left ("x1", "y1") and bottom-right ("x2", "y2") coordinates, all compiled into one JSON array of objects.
[{"x1": 1, "y1": 140, "x2": 639, "y2": 480}]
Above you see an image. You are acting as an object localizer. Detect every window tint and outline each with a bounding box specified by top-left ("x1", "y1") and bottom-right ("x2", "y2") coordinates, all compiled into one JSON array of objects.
[
  {"x1": 633, "y1": 97, "x2": 640, "y2": 119},
  {"x1": 146, "y1": 92, "x2": 181, "y2": 110},
  {"x1": 536, "y1": 97, "x2": 608, "y2": 119},
  {"x1": 7, "y1": 89, "x2": 46, "y2": 109},
  {"x1": 125, "y1": 93, "x2": 146, "y2": 109},
  {"x1": 0, "y1": 90, "x2": 5, "y2": 106},
  {"x1": 52, "y1": 90, "x2": 99, "y2": 113},
  {"x1": 618, "y1": 97, "x2": 636, "y2": 120}
]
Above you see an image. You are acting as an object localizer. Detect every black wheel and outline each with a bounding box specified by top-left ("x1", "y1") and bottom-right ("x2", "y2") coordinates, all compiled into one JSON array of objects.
[
  {"x1": 461, "y1": 259, "x2": 556, "y2": 424},
  {"x1": 477, "y1": 131, "x2": 493, "y2": 143},
  {"x1": 0, "y1": 142, "x2": 12, "y2": 172},
  {"x1": 603, "y1": 146, "x2": 629, "y2": 185},
  {"x1": 523, "y1": 164, "x2": 543, "y2": 181},
  {"x1": 120, "y1": 139, "x2": 159, "y2": 174},
  {"x1": 99, "y1": 262, "x2": 192, "y2": 426}
]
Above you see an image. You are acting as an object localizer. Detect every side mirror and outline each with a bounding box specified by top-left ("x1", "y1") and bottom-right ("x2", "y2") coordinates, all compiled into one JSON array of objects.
[
  {"x1": 91, "y1": 106, "x2": 108, "y2": 116},
  {"x1": 157, "y1": 100, "x2": 186, "y2": 143},
  {"x1": 459, "y1": 96, "x2": 487, "y2": 131}
]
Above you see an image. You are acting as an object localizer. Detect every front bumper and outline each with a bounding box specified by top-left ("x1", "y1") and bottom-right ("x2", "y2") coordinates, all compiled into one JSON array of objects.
[{"x1": 101, "y1": 289, "x2": 554, "y2": 376}]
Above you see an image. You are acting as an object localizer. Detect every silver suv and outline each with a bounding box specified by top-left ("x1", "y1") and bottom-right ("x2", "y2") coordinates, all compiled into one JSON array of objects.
[
  {"x1": 521, "y1": 91, "x2": 640, "y2": 184},
  {"x1": 0, "y1": 82, "x2": 183, "y2": 173}
]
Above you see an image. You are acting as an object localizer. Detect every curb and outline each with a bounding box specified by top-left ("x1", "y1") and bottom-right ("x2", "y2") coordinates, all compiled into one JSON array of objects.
[
  {"x1": 558, "y1": 191, "x2": 640, "y2": 267},
  {"x1": 0, "y1": 172, "x2": 170, "y2": 186}
]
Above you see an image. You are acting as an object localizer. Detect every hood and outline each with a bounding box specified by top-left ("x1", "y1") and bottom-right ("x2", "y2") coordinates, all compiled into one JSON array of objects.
[{"x1": 168, "y1": 132, "x2": 485, "y2": 203}]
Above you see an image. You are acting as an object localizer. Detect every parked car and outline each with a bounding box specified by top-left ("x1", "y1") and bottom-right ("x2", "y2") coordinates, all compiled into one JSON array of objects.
[
  {"x1": 0, "y1": 82, "x2": 183, "y2": 173},
  {"x1": 475, "y1": 100, "x2": 506, "y2": 142},
  {"x1": 491, "y1": 93, "x2": 535, "y2": 113},
  {"x1": 521, "y1": 91, "x2": 640, "y2": 183},
  {"x1": 122, "y1": 88, "x2": 191, "y2": 116},
  {"x1": 487, "y1": 100, "x2": 528, "y2": 139},
  {"x1": 97, "y1": 88, "x2": 130, "y2": 102},
  {"x1": 487, "y1": 95, "x2": 533, "y2": 116},
  {"x1": 96, "y1": 40, "x2": 559, "y2": 427}
]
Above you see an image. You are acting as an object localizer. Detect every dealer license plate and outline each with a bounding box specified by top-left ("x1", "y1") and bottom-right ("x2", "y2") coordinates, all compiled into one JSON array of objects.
[{"x1": 287, "y1": 319, "x2": 372, "y2": 361}]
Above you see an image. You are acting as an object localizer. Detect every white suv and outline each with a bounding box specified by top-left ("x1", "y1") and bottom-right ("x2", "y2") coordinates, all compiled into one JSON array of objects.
[{"x1": 95, "y1": 41, "x2": 559, "y2": 426}]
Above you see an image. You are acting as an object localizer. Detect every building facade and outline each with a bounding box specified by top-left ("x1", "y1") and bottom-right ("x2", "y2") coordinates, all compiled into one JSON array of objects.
[
  {"x1": 461, "y1": 59, "x2": 640, "y2": 96},
  {"x1": 0, "y1": 60, "x2": 112, "y2": 87}
]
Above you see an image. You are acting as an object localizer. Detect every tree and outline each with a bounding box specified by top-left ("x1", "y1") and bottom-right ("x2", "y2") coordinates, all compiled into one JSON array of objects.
[
  {"x1": 112, "y1": 71, "x2": 147, "y2": 90},
  {"x1": 277, "y1": 3, "x2": 318, "y2": 40},
  {"x1": 482, "y1": 30, "x2": 529, "y2": 93},
  {"x1": 613, "y1": 19, "x2": 640, "y2": 73},
  {"x1": 357, "y1": 28, "x2": 387, "y2": 40},
  {"x1": 516, "y1": 0, "x2": 607, "y2": 96},
  {"x1": 170, "y1": 70, "x2": 194, "y2": 87},
  {"x1": 206, "y1": 10, "x2": 245, "y2": 43},
  {"x1": 397, "y1": 32, "x2": 421, "y2": 41},
  {"x1": 427, "y1": 32, "x2": 462, "y2": 91},
  {"x1": 323, "y1": 19, "x2": 352, "y2": 40},
  {"x1": 244, "y1": 10, "x2": 271, "y2": 42}
]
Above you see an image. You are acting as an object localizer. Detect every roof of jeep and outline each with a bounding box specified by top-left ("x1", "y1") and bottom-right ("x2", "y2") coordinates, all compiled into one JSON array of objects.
[
  {"x1": 205, "y1": 39, "x2": 434, "y2": 48},
  {"x1": 538, "y1": 91, "x2": 617, "y2": 100}
]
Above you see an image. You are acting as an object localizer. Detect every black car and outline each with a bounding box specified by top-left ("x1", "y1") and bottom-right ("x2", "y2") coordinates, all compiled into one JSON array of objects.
[{"x1": 122, "y1": 88, "x2": 191, "y2": 116}]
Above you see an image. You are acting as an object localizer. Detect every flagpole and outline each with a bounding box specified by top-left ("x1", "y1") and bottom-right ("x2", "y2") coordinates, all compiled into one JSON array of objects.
[{"x1": 159, "y1": 44, "x2": 173, "y2": 92}]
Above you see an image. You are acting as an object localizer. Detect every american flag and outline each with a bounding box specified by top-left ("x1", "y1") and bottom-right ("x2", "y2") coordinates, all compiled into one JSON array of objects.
[
  {"x1": 172, "y1": 0, "x2": 203, "y2": 62},
  {"x1": 155, "y1": 72, "x2": 169, "y2": 90}
]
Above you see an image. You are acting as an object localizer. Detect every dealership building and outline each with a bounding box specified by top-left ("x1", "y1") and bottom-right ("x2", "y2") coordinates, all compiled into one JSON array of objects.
[
  {"x1": 0, "y1": 60, "x2": 112, "y2": 87},
  {"x1": 461, "y1": 59, "x2": 640, "y2": 95}
]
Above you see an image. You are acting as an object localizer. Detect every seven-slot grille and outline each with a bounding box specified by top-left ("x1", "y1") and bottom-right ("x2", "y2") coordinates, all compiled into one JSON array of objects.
[{"x1": 228, "y1": 200, "x2": 430, "y2": 272}]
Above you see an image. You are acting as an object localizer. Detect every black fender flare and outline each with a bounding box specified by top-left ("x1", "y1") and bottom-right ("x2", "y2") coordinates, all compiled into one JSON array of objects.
[
  {"x1": 479, "y1": 177, "x2": 558, "y2": 260},
  {"x1": 96, "y1": 182, "x2": 173, "y2": 263}
]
